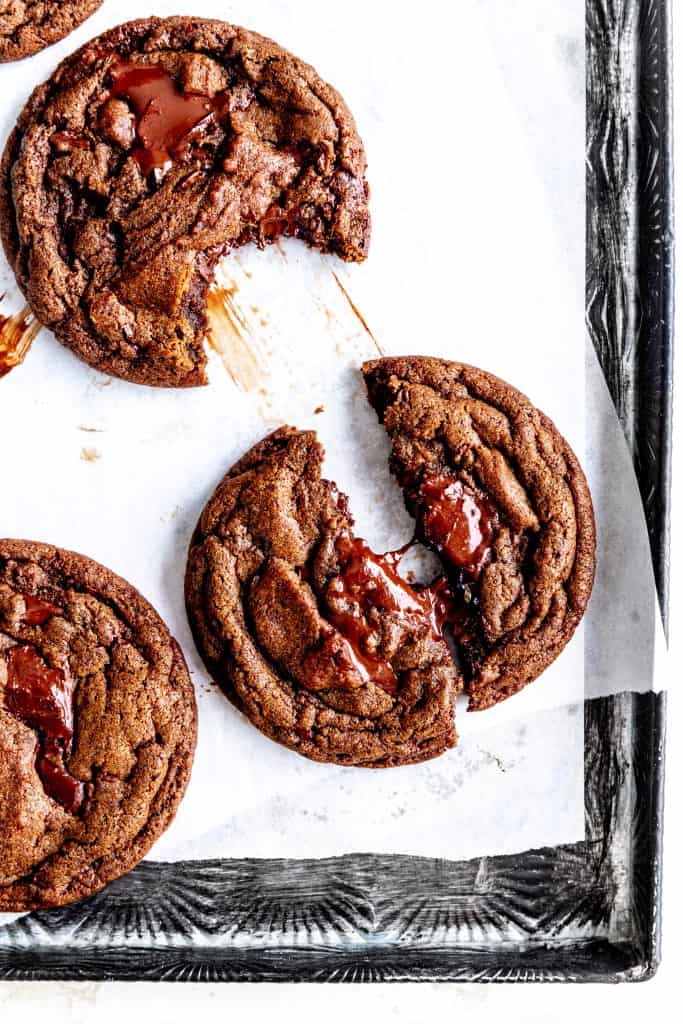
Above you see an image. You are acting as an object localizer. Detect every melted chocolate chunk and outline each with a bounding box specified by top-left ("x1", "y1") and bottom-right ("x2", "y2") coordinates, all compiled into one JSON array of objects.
[
  {"x1": 3, "y1": 644, "x2": 84, "y2": 814},
  {"x1": 416, "y1": 574, "x2": 475, "y2": 643},
  {"x1": 21, "y1": 594, "x2": 62, "y2": 626},
  {"x1": 418, "y1": 475, "x2": 497, "y2": 578},
  {"x1": 34, "y1": 754, "x2": 83, "y2": 816},
  {"x1": 110, "y1": 61, "x2": 230, "y2": 177},
  {"x1": 50, "y1": 131, "x2": 90, "y2": 152},
  {"x1": 322, "y1": 533, "x2": 469, "y2": 693},
  {"x1": 259, "y1": 204, "x2": 299, "y2": 242},
  {"x1": 323, "y1": 535, "x2": 418, "y2": 693}
]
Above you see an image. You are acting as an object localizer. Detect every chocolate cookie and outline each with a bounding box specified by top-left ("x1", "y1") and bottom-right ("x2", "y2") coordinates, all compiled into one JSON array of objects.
[
  {"x1": 363, "y1": 357, "x2": 596, "y2": 711},
  {"x1": 0, "y1": 1, "x2": 102, "y2": 63},
  {"x1": 187, "y1": 360, "x2": 595, "y2": 767},
  {"x1": 185, "y1": 428, "x2": 459, "y2": 768},
  {"x1": 0, "y1": 539, "x2": 196, "y2": 911},
  {"x1": 0, "y1": 17, "x2": 370, "y2": 387}
]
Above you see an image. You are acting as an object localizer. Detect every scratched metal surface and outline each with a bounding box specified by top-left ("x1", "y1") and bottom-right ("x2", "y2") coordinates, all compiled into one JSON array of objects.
[{"x1": 0, "y1": 0, "x2": 672, "y2": 982}]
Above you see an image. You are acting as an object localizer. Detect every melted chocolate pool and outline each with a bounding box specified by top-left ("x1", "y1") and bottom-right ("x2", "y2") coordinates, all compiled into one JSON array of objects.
[
  {"x1": 418, "y1": 474, "x2": 497, "y2": 578},
  {"x1": 21, "y1": 595, "x2": 62, "y2": 627},
  {"x1": 310, "y1": 470, "x2": 501, "y2": 694},
  {"x1": 110, "y1": 61, "x2": 230, "y2": 176},
  {"x1": 3, "y1": 636, "x2": 83, "y2": 814}
]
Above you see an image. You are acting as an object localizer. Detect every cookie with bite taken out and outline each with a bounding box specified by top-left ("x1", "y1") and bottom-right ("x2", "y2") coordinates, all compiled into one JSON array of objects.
[{"x1": 0, "y1": 16, "x2": 370, "y2": 385}]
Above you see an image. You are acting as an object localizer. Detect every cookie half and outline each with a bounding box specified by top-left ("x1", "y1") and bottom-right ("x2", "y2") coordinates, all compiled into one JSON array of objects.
[
  {"x1": 0, "y1": 539, "x2": 196, "y2": 911},
  {"x1": 0, "y1": 1, "x2": 102, "y2": 63},
  {"x1": 0, "y1": 16, "x2": 370, "y2": 386},
  {"x1": 186, "y1": 428, "x2": 459, "y2": 768},
  {"x1": 363, "y1": 357, "x2": 596, "y2": 711}
]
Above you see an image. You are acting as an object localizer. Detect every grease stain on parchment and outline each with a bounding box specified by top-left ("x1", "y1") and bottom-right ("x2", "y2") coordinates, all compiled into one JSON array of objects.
[
  {"x1": 0, "y1": 305, "x2": 40, "y2": 378},
  {"x1": 330, "y1": 271, "x2": 384, "y2": 355},
  {"x1": 206, "y1": 284, "x2": 267, "y2": 393},
  {"x1": 80, "y1": 447, "x2": 101, "y2": 463}
]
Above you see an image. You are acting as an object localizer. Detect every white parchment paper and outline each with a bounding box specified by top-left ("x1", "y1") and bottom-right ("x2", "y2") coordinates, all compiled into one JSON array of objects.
[{"x1": 0, "y1": 0, "x2": 660, "y2": 926}]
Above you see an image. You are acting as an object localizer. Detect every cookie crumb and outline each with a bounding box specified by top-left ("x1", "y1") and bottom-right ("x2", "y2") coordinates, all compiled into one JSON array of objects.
[
  {"x1": 314, "y1": 405, "x2": 324, "y2": 415},
  {"x1": 80, "y1": 447, "x2": 101, "y2": 463}
]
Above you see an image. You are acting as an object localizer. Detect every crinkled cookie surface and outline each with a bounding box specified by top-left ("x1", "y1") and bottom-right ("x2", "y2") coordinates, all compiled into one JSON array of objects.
[
  {"x1": 0, "y1": 539, "x2": 196, "y2": 911},
  {"x1": 0, "y1": 16, "x2": 370, "y2": 385}
]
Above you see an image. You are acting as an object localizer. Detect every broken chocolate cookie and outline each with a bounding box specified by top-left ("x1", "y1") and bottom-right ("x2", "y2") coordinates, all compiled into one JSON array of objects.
[
  {"x1": 186, "y1": 359, "x2": 595, "y2": 766},
  {"x1": 363, "y1": 356, "x2": 596, "y2": 711},
  {"x1": 185, "y1": 427, "x2": 459, "y2": 768}
]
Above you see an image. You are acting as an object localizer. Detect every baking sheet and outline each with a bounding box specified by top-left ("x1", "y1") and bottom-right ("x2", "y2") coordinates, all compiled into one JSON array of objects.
[{"x1": 0, "y1": 0, "x2": 658, "y2": 913}]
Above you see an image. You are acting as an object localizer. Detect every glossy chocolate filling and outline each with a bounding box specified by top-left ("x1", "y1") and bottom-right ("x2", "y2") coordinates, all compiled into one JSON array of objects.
[
  {"x1": 309, "y1": 475, "x2": 498, "y2": 694},
  {"x1": 2, "y1": 596, "x2": 83, "y2": 813},
  {"x1": 109, "y1": 61, "x2": 231, "y2": 178}
]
